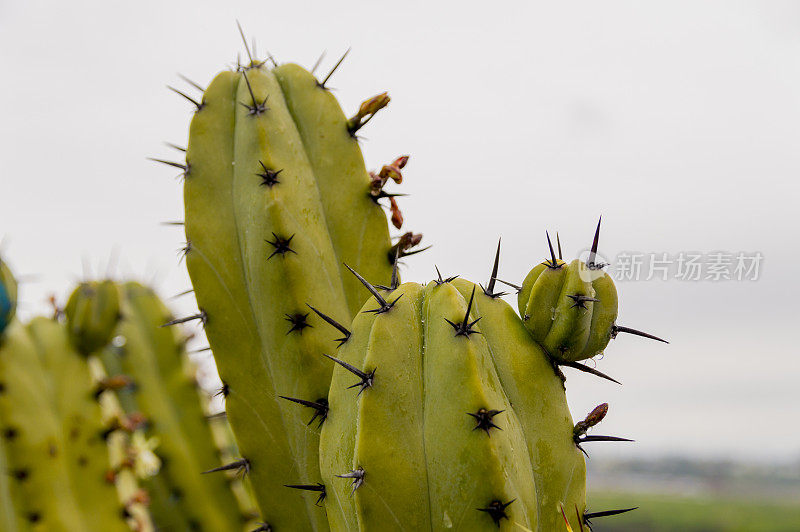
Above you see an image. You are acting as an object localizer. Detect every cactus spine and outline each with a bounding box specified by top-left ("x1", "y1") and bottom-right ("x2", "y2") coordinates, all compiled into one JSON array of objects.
[
  {"x1": 175, "y1": 50, "x2": 415, "y2": 529},
  {"x1": 109, "y1": 281, "x2": 244, "y2": 531}
]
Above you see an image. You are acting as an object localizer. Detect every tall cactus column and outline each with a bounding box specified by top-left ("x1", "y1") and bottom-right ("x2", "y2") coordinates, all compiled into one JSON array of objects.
[
  {"x1": 176, "y1": 53, "x2": 414, "y2": 530},
  {"x1": 113, "y1": 282, "x2": 244, "y2": 531}
]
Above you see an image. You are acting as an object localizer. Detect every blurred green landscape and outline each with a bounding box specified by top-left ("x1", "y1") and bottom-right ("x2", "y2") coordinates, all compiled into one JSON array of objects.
[{"x1": 585, "y1": 457, "x2": 800, "y2": 531}]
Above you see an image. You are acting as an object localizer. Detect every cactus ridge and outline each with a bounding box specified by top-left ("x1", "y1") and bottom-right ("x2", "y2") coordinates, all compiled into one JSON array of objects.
[{"x1": 0, "y1": 318, "x2": 130, "y2": 531}]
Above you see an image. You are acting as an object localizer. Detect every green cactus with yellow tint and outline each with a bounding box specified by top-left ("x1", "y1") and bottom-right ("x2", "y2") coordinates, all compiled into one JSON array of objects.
[
  {"x1": 107, "y1": 281, "x2": 245, "y2": 531},
  {"x1": 64, "y1": 279, "x2": 122, "y2": 356},
  {"x1": 318, "y1": 279, "x2": 541, "y2": 530},
  {"x1": 156, "y1": 37, "x2": 422, "y2": 530},
  {"x1": 0, "y1": 317, "x2": 131, "y2": 531}
]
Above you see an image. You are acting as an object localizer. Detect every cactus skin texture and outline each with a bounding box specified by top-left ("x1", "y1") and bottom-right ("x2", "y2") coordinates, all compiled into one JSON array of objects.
[
  {"x1": 65, "y1": 280, "x2": 122, "y2": 356},
  {"x1": 178, "y1": 57, "x2": 410, "y2": 529},
  {"x1": 108, "y1": 281, "x2": 244, "y2": 531},
  {"x1": 0, "y1": 318, "x2": 129, "y2": 531},
  {"x1": 319, "y1": 278, "x2": 586, "y2": 531},
  {"x1": 0, "y1": 258, "x2": 16, "y2": 337}
]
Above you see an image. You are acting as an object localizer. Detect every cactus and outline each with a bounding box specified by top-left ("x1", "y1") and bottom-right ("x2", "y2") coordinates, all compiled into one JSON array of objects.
[
  {"x1": 0, "y1": 257, "x2": 16, "y2": 337},
  {"x1": 0, "y1": 429, "x2": 24, "y2": 531},
  {"x1": 517, "y1": 222, "x2": 667, "y2": 364},
  {"x1": 313, "y1": 223, "x2": 665, "y2": 530},
  {"x1": 105, "y1": 281, "x2": 244, "y2": 531},
  {"x1": 160, "y1": 40, "x2": 421, "y2": 529},
  {"x1": 0, "y1": 318, "x2": 130, "y2": 531},
  {"x1": 318, "y1": 279, "x2": 541, "y2": 530}
]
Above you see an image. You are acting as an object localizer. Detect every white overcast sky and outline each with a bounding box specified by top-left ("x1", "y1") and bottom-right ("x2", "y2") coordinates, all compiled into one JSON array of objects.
[{"x1": 1, "y1": 1, "x2": 798, "y2": 461}]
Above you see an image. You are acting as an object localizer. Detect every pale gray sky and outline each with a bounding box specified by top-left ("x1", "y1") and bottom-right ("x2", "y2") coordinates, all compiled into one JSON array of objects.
[{"x1": 1, "y1": 1, "x2": 798, "y2": 461}]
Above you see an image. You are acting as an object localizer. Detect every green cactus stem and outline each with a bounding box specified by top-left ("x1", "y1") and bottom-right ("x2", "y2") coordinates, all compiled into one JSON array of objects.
[
  {"x1": 518, "y1": 222, "x2": 666, "y2": 363},
  {"x1": 172, "y1": 48, "x2": 420, "y2": 529},
  {"x1": 107, "y1": 281, "x2": 244, "y2": 531},
  {"x1": 0, "y1": 430, "x2": 25, "y2": 531}
]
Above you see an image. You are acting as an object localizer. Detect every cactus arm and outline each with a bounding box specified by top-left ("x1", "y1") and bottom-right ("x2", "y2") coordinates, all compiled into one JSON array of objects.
[
  {"x1": 98, "y1": 348, "x2": 188, "y2": 531},
  {"x1": 0, "y1": 321, "x2": 88, "y2": 530},
  {"x1": 115, "y1": 282, "x2": 243, "y2": 531},
  {"x1": 422, "y1": 283, "x2": 538, "y2": 531},
  {"x1": 0, "y1": 432, "x2": 25, "y2": 531},
  {"x1": 453, "y1": 279, "x2": 586, "y2": 531},
  {"x1": 273, "y1": 64, "x2": 394, "y2": 314},
  {"x1": 183, "y1": 70, "x2": 305, "y2": 528},
  {"x1": 26, "y1": 317, "x2": 129, "y2": 532},
  {"x1": 231, "y1": 66, "x2": 355, "y2": 530}
]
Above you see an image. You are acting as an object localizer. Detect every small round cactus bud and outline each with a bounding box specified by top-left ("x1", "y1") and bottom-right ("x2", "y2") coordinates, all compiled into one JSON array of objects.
[
  {"x1": 379, "y1": 163, "x2": 403, "y2": 184},
  {"x1": 65, "y1": 280, "x2": 122, "y2": 355},
  {"x1": 347, "y1": 92, "x2": 391, "y2": 132},
  {"x1": 368, "y1": 171, "x2": 384, "y2": 197},
  {"x1": 518, "y1": 256, "x2": 616, "y2": 362}
]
